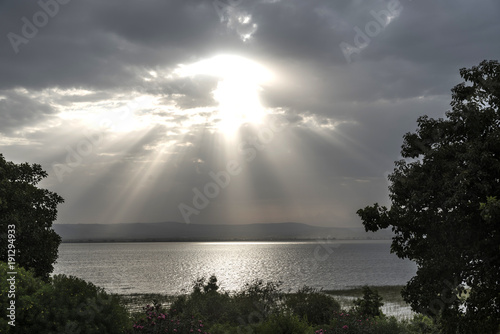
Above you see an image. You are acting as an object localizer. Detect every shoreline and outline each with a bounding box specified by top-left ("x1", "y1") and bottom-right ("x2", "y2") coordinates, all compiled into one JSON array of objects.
[
  {"x1": 118, "y1": 285, "x2": 414, "y2": 320},
  {"x1": 59, "y1": 238, "x2": 393, "y2": 243}
]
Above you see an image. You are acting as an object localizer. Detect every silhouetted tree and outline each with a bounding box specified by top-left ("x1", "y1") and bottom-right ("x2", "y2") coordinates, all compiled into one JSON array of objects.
[
  {"x1": 357, "y1": 60, "x2": 500, "y2": 333},
  {"x1": 0, "y1": 154, "x2": 64, "y2": 280},
  {"x1": 353, "y1": 286, "x2": 384, "y2": 318}
]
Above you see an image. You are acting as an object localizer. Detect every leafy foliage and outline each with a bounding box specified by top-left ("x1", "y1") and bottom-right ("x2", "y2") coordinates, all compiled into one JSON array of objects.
[
  {"x1": 256, "y1": 313, "x2": 312, "y2": 334},
  {"x1": 0, "y1": 154, "x2": 64, "y2": 280},
  {"x1": 170, "y1": 275, "x2": 237, "y2": 325},
  {"x1": 129, "y1": 301, "x2": 209, "y2": 334},
  {"x1": 192, "y1": 275, "x2": 220, "y2": 294},
  {"x1": 234, "y1": 278, "x2": 285, "y2": 317},
  {"x1": 284, "y1": 286, "x2": 341, "y2": 325},
  {"x1": 132, "y1": 276, "x2": 441, "y2": 334},
  {"x1": 353, "y1": 286, "x2": 384, "y2": 318},
  {"x1": 0, "y1": 262, "x2": 45, "y2": 333},
  {"x1": 0, "y1": 262, "x2": 130, "y2": 333},
  {"x1": 357, "y1": 60, "x2": 500, "y2": 333},
  {"x1": 316, "y1": 313, "x2": 442, "y2": 334}
]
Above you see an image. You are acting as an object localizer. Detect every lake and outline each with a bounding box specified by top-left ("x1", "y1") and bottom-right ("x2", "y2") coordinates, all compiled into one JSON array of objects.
[{"x1": 52, "y1": 240, "x2": 417, "y2": 295}]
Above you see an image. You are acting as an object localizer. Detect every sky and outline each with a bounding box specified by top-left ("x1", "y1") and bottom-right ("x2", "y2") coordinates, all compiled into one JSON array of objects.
[{"x1": 0, "y1": 0, "x2": 499, "y2": 227}]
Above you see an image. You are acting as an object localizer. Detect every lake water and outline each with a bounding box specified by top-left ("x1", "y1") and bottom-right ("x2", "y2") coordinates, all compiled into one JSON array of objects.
[{"x1": 52, "y1": 240, "x2": 417, "y2": 295}]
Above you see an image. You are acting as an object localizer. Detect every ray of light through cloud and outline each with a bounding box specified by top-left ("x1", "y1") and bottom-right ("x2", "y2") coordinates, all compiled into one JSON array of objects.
[
  {"x1": 175, "y1": 54, "x2": 275, "y2": 136},
  {"x1": 0, "y1": 0, "x2": 498, "y2": 227}
]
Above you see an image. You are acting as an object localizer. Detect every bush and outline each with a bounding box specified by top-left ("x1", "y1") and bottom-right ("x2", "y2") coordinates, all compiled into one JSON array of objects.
[
  {"x1": 325, "y1": 311, "x2": 377, "y2": 333},
  {"x1": 404, "y1": 315, "x2": 441, "y2": 334},
  {"x1": 316, "y1": 312, "x2": 442, "y2": 334},
  {"x1": 284, "y1": 286, "x2": 340, "y2": 325},
  {"x1": 208, "y1": 322, "x2": 242, "y2": 334},
  {"x1": 352, "y1": 286, "x2": 384, "y2": 318},
  {"x1": 169, "y1": 275, "x2": 237, "y2": 325},
  {"x1": 38, "y1": 275, "x2": 131, "y2": 333},
  {"x1": 143, "y1": 277, "x2": 288, "y2": 332},
  {"x1": 169, "y1": 276, "x2": 287, "y2": 329},
  {"x1": 256, "y1": 312, "x2": 312, "y2": 334},
  {"x1": 129, "y1": 301, "x2": 209, "y2": 334},
  {"x1": 0, "y1": 262, "x2": 131, "y2": 333},
  {"x1": 170, "y1": 290, "x2": 236, "y2": 325},
  {"x1": 133, "y1": 276, "x2": 445, "y2": 334},
  {"x1": 234, "y1": 279, "x2": 284, "y2": 317},
  {"x1": 0, "y1": 262, "x2": 45, "y2": 333}
]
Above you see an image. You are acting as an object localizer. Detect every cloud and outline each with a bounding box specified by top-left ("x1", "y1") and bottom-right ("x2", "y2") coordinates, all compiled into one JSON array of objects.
[
  {"x1": 0, "y1": 89, "x2": 57, "y2": 134},
  {"x1": 0, "y1": 0, "x2": 498, "y2": 226}
]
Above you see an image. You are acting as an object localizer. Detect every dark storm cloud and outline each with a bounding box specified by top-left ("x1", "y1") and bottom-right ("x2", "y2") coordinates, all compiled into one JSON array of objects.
[
  {"x1": 255, "y1": 0, "x2": 500, "y2": 108},
  {"x1": 1, "y1": 0, "x2": 499, "y2": 97},
  {"x1": 0, "y1": 0, "x2": 232, "y2": 90},
  {"x1": 0, "y1": 89, "x2": 56, "y2": 134}
]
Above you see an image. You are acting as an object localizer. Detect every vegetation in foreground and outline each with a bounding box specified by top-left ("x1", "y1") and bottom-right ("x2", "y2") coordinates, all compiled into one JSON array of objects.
[
  {"x1": 0, "y1": 262, "x2": 131, "y2": 333},
  {"x1": 127, "y1": 275, "x2": 441, "y2": 334},
  {"x1": 357, "y1": 59, "x2": 500, "y2": 333},
  {"x1": 1, "y1": 267, "x2": 443, "y2": 334},
  {"x1": 325, "y1": 286, "x2": 421, "y2": 322}
]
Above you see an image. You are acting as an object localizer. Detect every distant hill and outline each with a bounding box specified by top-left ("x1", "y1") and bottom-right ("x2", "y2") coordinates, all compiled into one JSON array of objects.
[{"x1": 53, "y1": 222, "x2": 393, "y2": 242}]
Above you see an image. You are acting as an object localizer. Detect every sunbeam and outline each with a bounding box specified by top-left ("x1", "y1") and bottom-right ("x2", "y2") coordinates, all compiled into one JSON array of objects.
[{"x1": 176, "y1": 55, "x2": 274, "y2": 136}]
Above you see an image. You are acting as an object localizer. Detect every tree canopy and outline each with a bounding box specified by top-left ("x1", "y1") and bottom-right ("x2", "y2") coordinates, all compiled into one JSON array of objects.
[
  {"x1": 357, "y1": 60, "x2": 500, "y2": 333},
  {"x1": 0, "y1": 154, "x2": 64, "y2": 280}
]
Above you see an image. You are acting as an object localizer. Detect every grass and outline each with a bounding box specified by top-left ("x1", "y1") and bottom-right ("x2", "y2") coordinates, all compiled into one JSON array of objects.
[
  {"x1": 324, "y1": 285, "x2": 405, "y2": 302},
  {"x1": 324, "y1": 286, "x2": 415, "y2": 320},
  {"x1": 118, "y1": 293, "x2": 176, "y2": 314}
]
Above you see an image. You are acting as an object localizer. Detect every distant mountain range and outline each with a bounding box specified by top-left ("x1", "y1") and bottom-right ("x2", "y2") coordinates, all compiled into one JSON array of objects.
[{"x1": 53, "y1": 222, "x2": 393, "y2": 242}]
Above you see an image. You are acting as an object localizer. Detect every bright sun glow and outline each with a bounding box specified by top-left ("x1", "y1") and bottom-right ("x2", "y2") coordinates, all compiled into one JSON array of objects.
[
  {"x1": 176, "y1": 55, "x2": 274, "y2": 134},
  {"x1": 57, "y1": 94, "x2": 161, "y2": 133}
]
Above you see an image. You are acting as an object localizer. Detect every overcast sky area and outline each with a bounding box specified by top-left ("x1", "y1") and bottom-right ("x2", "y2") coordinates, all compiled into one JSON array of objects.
[{"x1": 0, "y1": 0, "x2": 499, "y2": 227}]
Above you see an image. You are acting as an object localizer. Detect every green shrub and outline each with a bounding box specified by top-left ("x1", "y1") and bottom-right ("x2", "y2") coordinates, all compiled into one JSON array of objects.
[
  {"x1": 0, "y1": 262, "x2": 45, "y2": 333},
  {"x1": 191, "y1": 275, "x2": 220, "y2": 294},
  {"x1": 170, "y1": 290, "x2": 236, "y2": 325},
  {"x1": 256, "y1": 312, "x2": 312, "y2": 334},
  {"x1": 132, "y1": 276, "x2": 446, "y2": 334},
  {"x1": 403, "y1": 314, "x2": 441, "y2": 334},
  {"x1": 234, "y1": 279, "x2": 284, "y2": 317},
  {"x1": 325, "y1": 311, "x2": 376, "y2": 333},
  {"x1": 315, "y1": 312, "x2": 443, "y2": 334},
  {"x1": 369, "y1": 316, "x2": 404, "y2": 334},
  {"x1": 169, "y1": 275, "x2": 237, "y2": 326},
  {"x1": 284, "y1": 286, "x2": 341, "y2": 325},
  {"x1": 208, "y1": 322, "x2": 242, "y2": 334},
  {"x1": 0, "y1": 262, "x2": 130, "y2": 333},
  {"x1": 169, "y1": 276, "x2": 286, "y2": 329},
  {"x1": 352, "y1": 286, "x2": 384, "y2": 318},
  {"x1": 38, "y1": 275, "x2": 131, "y2": 333},
  {"x1": 128, "y1": 301, "x2": 209, "y2": 334}
]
